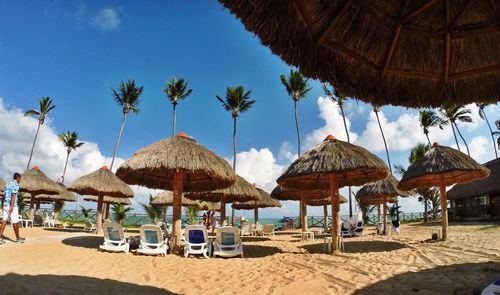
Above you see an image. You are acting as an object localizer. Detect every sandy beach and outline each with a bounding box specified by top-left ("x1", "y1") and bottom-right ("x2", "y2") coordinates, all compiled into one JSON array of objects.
[{"x1": 0, "y1": 223, "x2": 498, "y2": 295}]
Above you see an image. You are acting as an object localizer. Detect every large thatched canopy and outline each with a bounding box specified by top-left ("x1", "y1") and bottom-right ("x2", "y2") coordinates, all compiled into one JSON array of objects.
[
  {"x1": 232, "y1": 188, "x2": 282, "y2": 210},
  {"x1": 277, "y1": 135, "x2": 389, "y2": 190},
  {"x1": 270, "y1": 185, "x2": 329, "y2": 201},
  {"x1": 116, "y1": 134, "x2": 236, "y2": 192},
  {"x1": 36, "y1": 184, "x2": 77, "y2": 202},
  {"x1": 84, "y1": 195, "x2": 131, "y2": 205},
  {"x1": 20, "y1": 166, "x2": 63, "y2": 195},
  {"x1": 69, "y1": 166, "x2": 134, "y2": 198},
  {"x1": 448, "y1": 158, "x2": 500, "y2": 200},
  {"x1": 185, "y1": 175, "x2": 260, "y2": 203},
  {"x1": 307, "y1": 195, "x2": 347, "y2": 206},
  {"x1": 199, "y1": 201, "x2": 221, "y2": 211},
  {"x1": 398, "y1": 144, "x2": 490, "y2": 190},
  {"x1": 151, "y1": 191, "x2": 199, "y2": 207},
  {"x1": 219, "y1": 0, "x2": 499, "y2": 107}
]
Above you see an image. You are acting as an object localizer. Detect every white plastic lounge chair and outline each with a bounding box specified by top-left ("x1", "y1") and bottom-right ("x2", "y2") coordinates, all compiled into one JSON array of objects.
[
  {"x1": 352, "y1": 221, "x2": 364, "y2": 237},
  {"x1": 213, "y1": 226, "x2": 244, "y2": 258},
  {"x1": 43, "y1": 212, "x2": 55, "y2": 227},
  {"x1": 263, "y1": 224, "x2": 275, "y2": 236},
  {"x1": 252, "y1": 223, "x2": 264, "y2": 236},
  {"x1": 341, "y1": 221, "x2": 352, "y2": 237},
  {"x1": 21, "y1": 212, "x2": 33, "y2": 228},
  {"x1": 137, "y1": 225, "x2": 168, "y2": 256},
  {"x1": 84, "y1": 218, "x2": 96, "y2": 231},
  {"x1": 184, "y1": 224, "x2": 209, "y2": 258},
  {"x1": 482, "y1": 277, "x2": 500, "y2": 295},
  {"x1": 99, "y1": 222, "x2": 129, "y2": 254},
  {"x1": 240, "y1": 224, "x2": 251, "y2": 236}
]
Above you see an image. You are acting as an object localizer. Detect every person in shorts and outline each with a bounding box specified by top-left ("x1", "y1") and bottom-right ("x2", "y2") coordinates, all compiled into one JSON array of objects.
[{"x1": 0, "y1": 173, "x2": 25, "y2": 244}]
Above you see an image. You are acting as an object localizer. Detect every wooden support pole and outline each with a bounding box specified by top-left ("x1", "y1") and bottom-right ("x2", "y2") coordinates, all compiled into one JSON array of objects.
[
  {"x1": 96, "y1": 195, "x2": 103, "y2": 235},
  {"x1": 383, "y1": 202, "x2": 388, "y2": 235},
  {"x1": 439, "y1": 182, "x2": 448, "y2": 240},
  {"x1": 172, "y1": 172, "x2": 183, "y2": 248},
  {"x1": 330, "y1": 175, "x2": 340, "y2": 252},
  {"x1": 323, "y1": 204, "x2": 329, "y2": 231},
  {"x1": 220, "y1": 196, "x2": 226, "y2": 226},
  {"x1": 254, "y1": 207, "x2": 259, "y2": 226},
  {"x1": 104, "y1": 203, "x2": 110, "y2": 220},
  {"x1": 377, "y1": 204, "x2": 381, "y2": 223},
  {"x1": 301, "y1": 193, "x2": 308, "y2": 232}
]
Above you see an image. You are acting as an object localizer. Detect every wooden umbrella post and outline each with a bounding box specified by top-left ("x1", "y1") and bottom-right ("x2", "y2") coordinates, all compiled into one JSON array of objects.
[
  {"x1": 104, "y1": 203, "x2": 111, "y2": 220},
  {"x1": 254, "y1": 206, "x2": 259, "y2": 225},
  {"x1": 439, "y1": 181, "x2": 448, "y2": 240},
  {"x1": 29, "y1": 200, "x2": 35, "y2": 221},
  {"x1": 383, "y1": 202, "x2": 388, "y2": 235},
  {"x1": 323, "y1": 204, "x2": 328, "y2": 232},
  {"x1": 220, "y1": 196, "x2": 226, "y2": 226},
  {"x1": 301, "y1": 193, "x2": 307, "y2": 232},
  {"x1": 330, "y1": 175, "x2": 340, "y2": 252},
  {"x1": 96, "y1": 195, "x2": 103, "y2": 234},
  {"x1": 377, "y1": 204, "x2": 381, "y2": 223},
  {"x1": 172, "y1": 172, "x2": 184, "y2": 248}
]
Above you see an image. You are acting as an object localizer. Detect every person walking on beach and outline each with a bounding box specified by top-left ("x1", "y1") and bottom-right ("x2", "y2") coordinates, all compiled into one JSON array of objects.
[{"x1": 0, "y1": 173, "x2": 25, "y2": 244}]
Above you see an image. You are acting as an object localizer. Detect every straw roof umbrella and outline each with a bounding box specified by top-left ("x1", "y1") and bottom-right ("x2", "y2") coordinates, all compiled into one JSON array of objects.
[
  {"x1": 306, "y1": 194, "x2": 347, "y2": 232},
  {"x1": 185, "y1": 175, "x2": 260, "y2": 225},
  {"x1": 151, "y1": 191, "x2": 199, "y2": 207},
  {"x1": 199, "y1": 201, "x2": 221, "y2": 212},
  {"x1": 115, "y1": 133, "x2": 236, "y2": 247},
  {"x1": 36, "y1": 183, "x2": 77, "y2": 202},
  {"x1": 232, "y1": 188, "x2": 281, "y2": 225},
  {"x1": 219, "y1": 1, "x2": 499, "y2": 107},
  {"x1": 69, "y1": 166, "x2": 134, "y2": 234},
  {"x1": 84, "y1": 195, "x2": 132, "y2": 206},
  {"x1": 277, "y1": 135, "x2": 388, "y2": 252},
  {"x1": 398, "y1": 143, "x2": 489, "y2": 240}
]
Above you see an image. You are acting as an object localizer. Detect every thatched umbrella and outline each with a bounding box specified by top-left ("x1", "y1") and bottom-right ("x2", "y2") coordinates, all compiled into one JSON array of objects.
[
  {"x1": 199, "y1": 201, "x2": 221, "y2": 212},
  {"x1": 36, "y1": 183, "x2": 77, "y2": 202},
  {"x1": 69, "y1": 166, "x2": 134, "y2": 234},
  {"x1": 84, "y1": 195, "x2": 132, "y2": 206},
  {"x1": 232, "y1": 188, "x2": 281, "y2": 225},
  {"x1": 20, "y1": 166, "x2": 63, "y2": 220},
  {"x1": 219, "y1": 0, "x2": 499, "y2": 107},
  {"x1": 115, "y1": 133, "x2": 236, "y2": 247},
  {"x1": 277, "y1": 135, "x2": 388, "y2": 251},
  {"x1": 398, "y1": 143, "x2": 489, "y2": 240},
  {"x1": 151, "y1": 191, "x2": 199, "y2": 207},
  {"x1": 306, "y1": 194, "x2": 347, "y2": 232},
  {"x1": 185, "y1": 175, "x2": 260, "y2": 225}
]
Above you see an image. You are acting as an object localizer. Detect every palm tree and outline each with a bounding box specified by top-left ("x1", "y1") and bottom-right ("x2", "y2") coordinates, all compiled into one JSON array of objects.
[
  {"x1": 477, "y1": 103, "x2": 498, "y2": 159},
  {"x1": 58, "y1": 131, "x2": 85, "y2": 183},
  {"x1": 141, "y1": 195, "x2": 163, "y2": 224},
  {"x1": 111, "y1": 204, "x2": 133, "y2": 225},
  {"x1": 216, "y1": 86, "x2": 255, "y2": 224},
  {"x1": 440, "y1": 105, "x2": 473, "y2": 156},
  {"x1": 80, "y1": 206, "x2": 93, "y2": 219},
  {"x1": 373, "y1": 105, "x2": 392, "y2": 174},
  {"x1": 429, "y1": 188, "x2": 441, "y2": 221},
  {"x1": 419, "y1": 110, "x2": 445, "y2": 147},
  {"x1": 24, "y1": 97, "x2": 56, "y2": 170},
  {"x1": 185, "y1": 206, "x2": 201, "y2": 225},
  {"x1": 355, "y1": 194, "x2": 376, "y2": 225},
  {"x1": 280, "y1": 69, "x2": 312, "y2": 156},
  {"x1": 110, "y1": 79, "x2": 144, "y2": 170},
  {"x1": 16, "y1": 192, "x2": 27, "y2": 216},
  {"x1": 387, "y1": 204, "x2": 402, "y2": 222},
  {"x1": 53, "y1": 200, "x2": 65, "y2": 221},
  {"x1": 163, "y1": 78, "x2": 193, "y2": 136},
  {"x1": 323, "y1": 84, "x2": 354, "y2": 217}
]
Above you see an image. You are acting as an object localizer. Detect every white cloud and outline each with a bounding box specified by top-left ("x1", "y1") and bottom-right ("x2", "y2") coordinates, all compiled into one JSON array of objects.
[
  {"x1": 278, "y1": 141, "x2": 297, "y2": 162},
  {"x1": 92, "y1": 7, "x2": 121, "y2": 31},
  {"x1": 466, "y1": 135, "x2": 496, "y2": 164}
]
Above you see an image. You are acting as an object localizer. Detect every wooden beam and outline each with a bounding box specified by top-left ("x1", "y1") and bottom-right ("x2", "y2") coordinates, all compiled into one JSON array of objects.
[
  {"x1": 449, "y1": 64, "x2": 500, "y2": 80},
  {"x1": 381, "y1": 24, "x2": 402, "y2": 77},
  {"x1": 294, "y1": 0, "x2": 317, "y2": 39},
  {"x1": 449, "y1": 0, "x2": 473, "y2": 29},
  {"x1": 385, "y1": 68, "x2": 442, "y2": 80},
  {"x1": 402, "y1": 0, "x2": 440, "y2": 22},
  {"x1": 357, "y1": 2, "x2": 391, "y2": 27},
  {"x1": 444, "y1": 0, "x2": 451, "y2": 84},
  {"x1": 451, "y1": 23, "x2": 499, "y2": 38},
  {"x1": 323, "y1": 39, "x2": 380, "y2": 71},
  {"x1": 317, "y1": 0, "x2": 353, "y2": 44}
]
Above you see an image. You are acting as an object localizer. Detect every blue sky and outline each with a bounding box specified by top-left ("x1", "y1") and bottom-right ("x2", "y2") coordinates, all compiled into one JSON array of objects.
[{"x1": 0, "y1": 1, "x2": 498, "y2": 217}]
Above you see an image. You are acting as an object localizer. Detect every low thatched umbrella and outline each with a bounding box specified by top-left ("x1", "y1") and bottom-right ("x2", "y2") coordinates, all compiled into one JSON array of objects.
[
  {"x1": 69, "y1": 166, "x2": 134, "y2": 234},
  {"x1": 151, "y1": 191, "x2": 199, "y2": 207},
  {"x1": 278, "y1": 135, "x2": 388, "y2": 252},
  {"x1": 116, "y1": 133, "x2": 236, "y2": 247},
  {"x1": 232, "y1": 188, "x2": 281, "y2": 225},
  {"x1": 36, "y1": 183, "x2": 77, "y2": 202},
  {"x1": 398, "y1": 143, "x2": 489, "y2": 240},
  {"x1": 185, "y1": 175, "x2": 260, "y2": 225},
  {"x1": 307, "y1": 194, "x2": 347, "y2": 232},
  {"x1": 20, "y1": 166, "x2": 63, "y2": 220},
  {"x1": 219, "y1": 1, "x2": 499, "y2": 107},
  {"x1": 199, "y1": 201, "x2": 221, "y2": 212},
  {"x1": 84, "y1": 195, "x2": 132, "y2": 206}
]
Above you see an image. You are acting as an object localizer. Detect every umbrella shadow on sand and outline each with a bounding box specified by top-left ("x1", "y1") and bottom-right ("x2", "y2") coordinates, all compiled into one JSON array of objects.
[
  {"x1": 243, "y1": 245, "x2": 283, "y2": 258},
  {"x1": 300, "y1": 240, "x2": 407, "y2": 254},
  {"x1": 352, "y1": 262, "x2": 500, "y2": 295},
  {"x1": 0, "y1": 273, "x2": 177, "y2": 294},
  {"x1": 62, "y1": 236, "x2": 102, "y2": 249}
]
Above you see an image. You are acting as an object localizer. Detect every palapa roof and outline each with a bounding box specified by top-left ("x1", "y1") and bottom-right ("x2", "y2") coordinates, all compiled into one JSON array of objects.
[
  {"x1": 151, "y1": 191, "x2": 199, "y2": 207},
  {"x1": 277, "y1": 135, "x2": 388, "y2": 190},
  {"x1": 232, "y1": 188, "x2": 282, "y2": 210},
  {"x1": 448, "y1": 158, "x2": 500, "y2": 200},
  {"x1": 69, "y1": 166, "x2": 134, "y2": 198},
  {"x1": 356, "y1": 174, "x2": 413, "y2": 200},
  {"x1": 185, "y1": 175, "x2": 261, "y2": 203},
  {"x1": 84, "y1": 195, "x2": 131, "y2": 205},
  {"x1": 20, "y1": 166, "x2": 63, "y2": 195},
  {"x1": 306, "y1": 195, "x2": 348, "y2": 206},
  {"x1": 398, "y1": 144, "x2": 490, "y2": 191},
  {"x1": 270, "y1": 185, "x2": 329, "y2": 201},
  {"x1": 357, "y1": 195, "x2": 398, "y2": 206},
  {"x1": 36, "y1": 183, "x2": 77, "y2": 202},
  {"x1": 219, "y1": 0, "x2": 499, "y2": 107},
  {"x1": 199, "y1": 201, "x2": 221, "y2": 211},
  {"x1": 116, "y1": 133, "x2": 236, "y2": 192}
]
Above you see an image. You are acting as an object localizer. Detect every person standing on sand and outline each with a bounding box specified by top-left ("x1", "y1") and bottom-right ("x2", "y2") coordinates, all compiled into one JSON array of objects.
[{"x1": 0, "y1": 173, "x2": 25, "y2": 244}]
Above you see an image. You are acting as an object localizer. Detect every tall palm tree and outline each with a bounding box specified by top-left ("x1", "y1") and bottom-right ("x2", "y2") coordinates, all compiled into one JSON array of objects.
[
  {"x1": 280, "y1": 69, "x2": 312, "y2": 156},
  {"x1": 24, "y1": 97, "x2": 56, "y2": 170},
  {"x1": 58, "y1": 131, "x2": 85, "y2": 183},
  {"x1": 440, "y1": 105, "x2": 472, "y2": 156},
  {"x1": 419, "y1": 110, "x2": 445, "y2": 147},
  {"x1": 141, "y1": 195, "x2": 163, "y2": 224},
  {"x1": 216, "y1": 86, "x2": 256, "y2": 223},
  {"x1": 112, "y1": 204, "x2": 133, "y2": 225},
  {"x1": 80, "y1": 206, "x2": 93, "y2": 219},
  {"x1": 53, "y1": 200, "x2": 65, "y2": 221},
  {"x1": 110, "y1": 79, "x2": 144, "y2": 170},
  {"x1": 185, "y1": 206, "x2": 201, "y2": 225},
  {"x1": 163, "y1": 78, "x2": 193, "y2": 136},
  {"x1": 323, "y1": 84, "x2": 354, "y2": 217},
  {"x1": 477, "y1": 103, "x2": 498, "y2": 159},
  {"x1": 373, "y1": 105, "x2": 392, "y2": 174}
]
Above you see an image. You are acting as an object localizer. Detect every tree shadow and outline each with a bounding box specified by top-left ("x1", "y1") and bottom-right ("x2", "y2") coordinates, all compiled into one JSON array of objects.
[
  {"x1": 353, "y1": 262, "x2": 500, "y2": 295},
  {"x1": 62, "y1": 236, "x2": 102, "y2": 249},
  {"x1": 243, "y1": 245, "x2": 283, "y2": 258},
  {"x1": 0, "y1": 273, "x2": 177, "y2": 294},
  {"x1": 241, "y1": 236, "x2": 270, "y2": 242},
  {"x1": 44, "y1": 228, "x2": 91, "y2": 233},
  {"x1": 300, "y1": 241, "x2": 407, "y2": 254}
]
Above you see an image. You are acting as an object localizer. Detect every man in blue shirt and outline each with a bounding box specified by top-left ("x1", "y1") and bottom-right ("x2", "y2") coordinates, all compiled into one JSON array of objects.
[{"x1": 0, "y1": 173, "x2": 25, "y2": 244}]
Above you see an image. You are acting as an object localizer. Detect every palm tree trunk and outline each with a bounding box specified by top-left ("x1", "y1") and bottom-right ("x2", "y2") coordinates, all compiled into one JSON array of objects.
[
  {"x1": 232, "y1": 116, "x2": 237, "y2": 225},
  {"x1": 61, "y1": 150, "x2": 70, "y2": 184},
  {"x1": 163, "y1": 206, "x2": 168, "y2": 224},
  {"x1": 339, "y1": 104, "x2": 353, "y2": 218},
  {"x1": 454, "y1": 122, "x2": 470, "y2": 156},
  {"x1": 294, "y1": 100, "x2": 303, "y2": 226},
  {"x1": 423, "y1": 192, "x2": 429, "y2": 223},
  {"x1": 425, "y1": 133, "x2": 432, "y2": 147},
  {"x1": 374, "y1": 110, "x2": 392, "y2": 174},
  {"x1": 110, "y1": 112, "x2": 128, "y2": 170},
  {"x1": 450, "y1": 124, "x2": 461, "y2": 151},
  {"x1": 26, "y1": 120, "x2": 42, "y2": 170},
  {"x1": 481, "y1": 110, "x2": 498, "y2": 158},
  {"x1": 172, "y1": 103, "x2": 177, "y2": 136}
]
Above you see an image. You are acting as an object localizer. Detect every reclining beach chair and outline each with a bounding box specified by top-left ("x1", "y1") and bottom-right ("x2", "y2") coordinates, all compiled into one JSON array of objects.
[
  {"x1": 137, "y1": 225, "x2": 168, "y2": 256},
  {"x1": 252, "y1": 223, "x2": 264, "y2": 236},
  {"x1": 43, "y1": 212, "x2": 55, "y2": 227},
  {"x1": 240, "y1": 224, "x2": 251, "y2": 236},
  {"x1": 99, "y1": 222, "x2": 129, "y2": 254},
  {"x1": 84, "y1": 218, "x2": 96, "y2": 231},
  {"x1": 33, "y1": 213, "x2": 44, "y2": 227},
  {"x1": 263, "y1": 224, "x2": 275, "y2": 236},
  {"x1": 213, "y1": 227, "x2": 244, "y2": 258},
  {"x1": 184, "y1": 224, "x2": 209, "y2": 258},
  {"x1": 341, "y1": 221, "x2": 352, "y2": 237},
  {"x1": 352, "y1": 221, "x2": 364, "y2": 237},
  {"x1": 20, "y1": 212, "x2": 33, "y2": 228},
  {"x1": 482, "y1": 277, "x2": 500, "y2": 295}
]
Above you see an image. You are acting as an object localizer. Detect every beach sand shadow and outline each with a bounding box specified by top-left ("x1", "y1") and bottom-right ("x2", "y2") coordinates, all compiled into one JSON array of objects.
[
  {"x1": 353, "y1": 262, "x2": 500, "y2": 295},
  {"x1": 300, "y1": 240, "x2": 407, "y2": 254},
  {"x1": 241, "y1": 236, "x2": 270, "y2": 242},
  {"x1": 62, "y1": 236, "x2": 102, "y2": 249},
  {"x1": 243, "y1": 245, "x2": 283, "y2": 258},
  {"x1": 44, "y1": 228, "x2": 91, "y2": 233},
  {"x1": 0, "y1": 273, "x2": 176, "y2": 294}
]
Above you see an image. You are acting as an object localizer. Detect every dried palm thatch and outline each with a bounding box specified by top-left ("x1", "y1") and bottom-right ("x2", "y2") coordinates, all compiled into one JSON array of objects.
[
  {"x1": 199, "y1": 201, "x2": 221, "y2": 211},
  {"x1": 20, "y1": 166, "x2": 63, "y2": 195},
  {"x1": 270, "y1": 185, "x2": 329, "y2": 201},
  {"x1": 277, "y1": 136, "x2": 389, "y2": 190},
  {"x1": 185, "y1": 175, "x2": 260, "y2": 203},
  {"x1": 448, "y1": 158, "x2": 500, "y2": 200},
  {"x1": 357, "y1": 195, "x2": 398, "y2": 206},
  {"x1": 0, "y1": 177, "x2": 5, "y2": 196},
  {"x1": 116, "y1": 135, "x2": 236, "y2": 191},
  {"x1": 68, "y1": 166, "x2": 134, "y2": 198},
  {"x1": 398, "y1": 145, "x2": 490, "y2": 191},
  {"x1": 151, "y1": 191, "x2": 199, "y2": 207},
  {"x1": 232, "y1": 188, "x2": 282, "y2": 209},
  {"x1": 356, "y1": 174, "x2": 413, "y2": 205},
  {"x1": 307, "y1": 195, "x2": 347, "y2": 206},
  {"x1": 84, "y1": 195, "x2": 132, "y2": 205},
  {"x1": 36, "y1": 184, "x2": 77, "y2": 202},
  {"x1": 219, "y1": 0, "x2": 500, "y2": 107}
]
